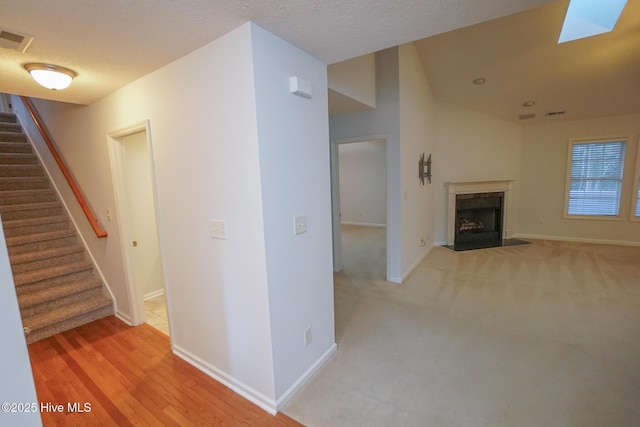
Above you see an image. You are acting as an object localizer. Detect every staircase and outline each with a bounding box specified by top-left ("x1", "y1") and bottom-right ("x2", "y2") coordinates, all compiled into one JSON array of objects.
[{"x1": 0, "y1": 111, "x2": 113, "y2": 344}]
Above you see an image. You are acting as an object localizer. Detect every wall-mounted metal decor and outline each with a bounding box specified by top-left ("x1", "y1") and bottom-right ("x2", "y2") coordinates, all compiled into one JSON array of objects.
[{"x1": 419, "y1": 153, "x2": 432, "y2": 185}]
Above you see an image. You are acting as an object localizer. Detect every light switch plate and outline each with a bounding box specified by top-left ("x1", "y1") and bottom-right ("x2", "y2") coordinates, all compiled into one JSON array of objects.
[
  {"x1": 210, "y1": 220, "x2": 227, "y2": 239},
  {"x1": 294, "y1": 215, "x2": 306, "y2": 235}
]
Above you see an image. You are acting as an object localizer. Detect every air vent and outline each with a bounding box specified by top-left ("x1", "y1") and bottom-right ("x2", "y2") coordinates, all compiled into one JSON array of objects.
[
  {"x1": 519, "y1": 113, "x2": 536, "y2": 120},
  {"x1": 546, "y1": 111, "x2": 566, "y2": 117},
  {"x1": 0, "y1": 28, "x2": 33, "y2": 53}
]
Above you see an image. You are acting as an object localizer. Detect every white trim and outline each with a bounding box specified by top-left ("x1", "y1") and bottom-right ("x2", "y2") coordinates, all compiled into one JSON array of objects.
[
  {"x1": 275, "y1": 343, "x2": 337, "y2": 412},
  {"x1": 563, "y1": 137, "x2": 627, "y2": 219},
  {"x1": 172, "y1": 344, "x2": 278, "y2": 414},
  {"x1": 330, "y1": 135, "x2": 394, "y2": 281},
  {"x1": 340, "y1": 221, "x2": 386, "y2": 228},
  {"x1": 107, "y1": 121, "x2": 171, "y2": 335},
  {"x1": 631, "y1": 134, "x2": 640, "y2": 221},
  {"x1": 513, "y1": 233, "x2": 640, "y2": 247},
  {"x1": 115, "y1": 310, "x2": 133, "y2": 326},
  {"x1": 399, "y1": 245, "x2": 432, "y2": 283},
  {"x1": 144, "y1": 289, "x2": 165, "y2": 301}
]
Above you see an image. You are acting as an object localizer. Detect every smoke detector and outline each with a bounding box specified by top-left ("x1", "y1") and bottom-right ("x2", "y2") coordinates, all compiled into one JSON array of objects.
[{"x1": 0, "y1": 27, "x2": 33, "y2": 53}]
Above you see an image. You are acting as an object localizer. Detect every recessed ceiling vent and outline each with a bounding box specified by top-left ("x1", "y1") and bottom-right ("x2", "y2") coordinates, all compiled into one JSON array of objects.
[
  {"x1": 519, "y1": 113, "x2": 536, "y2": 120},
  {"x1": 546, "y1": 111, "x2": 566, "y2": 117},
  {"x1": 0, "y1": 28, "x2": 33, "y2": 53}
]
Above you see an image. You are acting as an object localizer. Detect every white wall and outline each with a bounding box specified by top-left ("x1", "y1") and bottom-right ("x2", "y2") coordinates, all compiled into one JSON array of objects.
[
  {"x1": 250, "y1": 23, "x2": 336, "y2": 405},
  {"x1": 25, "y1": 23, "x2": 277, "y2": 409},
  {"x1": 330, "y1": 47, "x2": 402, "y2": 281},
  {"x1": 328, "y1": 53, "x2": 376, "y2": 108},
  {"x1": 0, "y1": 218, "x2": 42, "y2": 427},
  {"x1": 398, "y1": 43, "x2": 437, "y2": 276},
  {"x1": 330, "y1": 44, "x2": 439, "y2": 282},
  {"x1": 432, "y1": 101, "x2": 523, "y2": 244},
  {"x1": 518, "y1": 113, "x2": 640, "y2": 244},
  {"x1": 338, "y1": 140, "x2": 387, "y2": 226},
  {"x1": 20, "y1": 21, "x2": 336, "y2": 414}
]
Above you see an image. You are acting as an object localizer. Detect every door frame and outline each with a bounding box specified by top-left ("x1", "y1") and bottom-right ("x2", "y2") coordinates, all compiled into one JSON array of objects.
[
  {"x1": 330, "y1": 135, "x2": 390, "y2": 279},
  {"x1": 107, "y1": 120, "x2": 169, "y2": 328}
]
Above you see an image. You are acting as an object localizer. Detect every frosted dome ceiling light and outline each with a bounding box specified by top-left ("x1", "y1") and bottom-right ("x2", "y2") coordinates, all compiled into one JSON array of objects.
[{"x1": 24, "y1": 63, "x2": 76, "y2": 90}]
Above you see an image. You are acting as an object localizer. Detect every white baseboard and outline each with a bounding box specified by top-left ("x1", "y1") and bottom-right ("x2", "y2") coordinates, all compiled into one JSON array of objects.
[
  {"x1": 115, "y1": 310, "x2": 132, "y2": 326},
  {"x1": 388, "y1": 245, "x2": 433, "y2": 284},
  {"x1": 144, "y1": 289, "x2": 165, "y2": 301},
  {"x1": 276, "y1": 343, "x2": 337, "y2": 412},
  {"x1": 172, "y1": 344, "x2": 278, "y2": 414},
  {"x1": 172, "y1": 342, "x2": 337, "y2": 415},
  {"x1": 341, "y1": 221, "x2": 386, "y2": 228},
  {"x1": 513, "y1": 233, "x2": 640, "y2": 247},
  {"x1": 401, "y1": 245, "x2": 433, "y2": 282}
]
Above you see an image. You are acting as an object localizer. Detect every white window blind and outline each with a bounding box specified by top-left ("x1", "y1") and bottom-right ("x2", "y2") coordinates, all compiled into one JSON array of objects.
[
  {"x1": 567, "y1": 140, "x2": 625, "y2": 216},
  {"x1": 635, "y1": 168, "x2": 640, "y2": 217}
]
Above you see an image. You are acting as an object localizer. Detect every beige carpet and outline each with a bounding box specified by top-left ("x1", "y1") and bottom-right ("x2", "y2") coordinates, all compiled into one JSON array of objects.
[{"x1": 284, "y1": 228, "x2": 640, "y2": 426}]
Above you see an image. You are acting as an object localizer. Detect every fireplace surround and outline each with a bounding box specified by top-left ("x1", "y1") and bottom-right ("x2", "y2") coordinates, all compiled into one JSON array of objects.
[{"x1": 446, "y1": 180, "x2": 514, "y2": 250}]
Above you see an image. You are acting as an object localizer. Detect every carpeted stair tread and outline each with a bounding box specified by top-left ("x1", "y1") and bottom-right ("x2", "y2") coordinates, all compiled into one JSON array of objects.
[
  {"x1": 0, "y1": 164, "x2": 44, "y2": 177},
  {"x1": 0, "y1": 201, "x2": 62, "y2": 221},
  {"x1": 0, "y1": 188, "x2": 57, "y2": 206},
  {"x1": 13, "y1": 260, "x2": 94, "y2": 287},
  {"x1": 1, "y1": 215, "x2": 69, "y2": 238},
  {"x1": 0, "y1": 142, "x2": 33, "y2": 154},
  {"x1": 10, "y1": 244, "x2": 85, "y2": 272},
  {"x1": 0, "y1": 131, "x2": 27, "y2": 143},
  {"x1": 0, "y1": 153, "x2": 38, "y2": 165},
  {"x1": 0, "y1": 177, "x2": 48, "y2": 190},
  {"x1": 0, "y1": 201, "x2": 60, "y2": 213},
  {"x1": 1, "y1": 214, "x2": 66, "y2": 229},
  {"x1": 22, "y1": 295, "x2": 114, "y2": 344},
  {"x1": 5, "y1": 228, "x2": 75, "y2": 246},
  {"x1": 0, "y1": 122, "x2": 21, "y2": 133},
  {"x1": 0, "y1": 112, "x2": 17, "y2": 123},
  {"x1": 18, "y1": 277, "x2": 103, "y2": 309}
]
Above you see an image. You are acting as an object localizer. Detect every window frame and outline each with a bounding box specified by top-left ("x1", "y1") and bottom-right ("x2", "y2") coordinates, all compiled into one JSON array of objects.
[
  {"x1": 631, "y1": 138, "x2": 640, "y2": 222},
  {"x1": 563, "y1": 137, "x2": 627, "y2": 221}
]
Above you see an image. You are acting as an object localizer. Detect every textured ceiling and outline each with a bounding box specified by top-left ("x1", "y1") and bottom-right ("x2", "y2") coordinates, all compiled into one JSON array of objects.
[
  {"x1": 414, "y1": 0, "x2": 640, "y2": 124},
  {"x1": 0, "y1": 0, "x2": 550, "y2": 105}
]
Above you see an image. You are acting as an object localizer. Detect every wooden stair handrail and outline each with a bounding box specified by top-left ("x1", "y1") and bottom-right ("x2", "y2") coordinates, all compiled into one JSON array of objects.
[{"x1": 20, "y1": 96, "x2": 108, "y2": 238}]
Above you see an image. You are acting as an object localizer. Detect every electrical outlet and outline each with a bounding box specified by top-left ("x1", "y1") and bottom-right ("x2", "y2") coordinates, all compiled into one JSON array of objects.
[{"x1": 304, "y1": 326, "x2": 312, "y2": 346}]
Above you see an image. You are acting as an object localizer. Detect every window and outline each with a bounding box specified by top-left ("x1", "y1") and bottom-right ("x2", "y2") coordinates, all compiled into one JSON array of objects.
[
  {"x1": 565, "y1": 138, "x2": 626, "y2": 217},
  {"x1": 634, "y1": 145, "x2": 640, "y2": 219}
]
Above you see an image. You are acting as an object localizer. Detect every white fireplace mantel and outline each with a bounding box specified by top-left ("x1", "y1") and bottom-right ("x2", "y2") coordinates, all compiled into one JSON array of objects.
[{"x1": 446, "y1": 180, "x2": 515, "y2": 246}]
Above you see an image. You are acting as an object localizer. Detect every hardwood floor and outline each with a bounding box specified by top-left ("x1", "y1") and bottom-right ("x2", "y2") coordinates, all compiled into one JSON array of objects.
[{"x1": 28, "y1": 316, "x2": 303, "y2": 426}]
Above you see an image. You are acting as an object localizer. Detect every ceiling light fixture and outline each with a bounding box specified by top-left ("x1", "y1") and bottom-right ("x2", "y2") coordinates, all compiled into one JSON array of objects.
[
  {"x1": 473, "y1": 77, "x2": 486, "y2": 85},
  {"x1": 24, "y1": 63, "x2": 76, "y2": 90},
  {"x1": 523, "y1": 101, "x2": 536, "y2": 107}
]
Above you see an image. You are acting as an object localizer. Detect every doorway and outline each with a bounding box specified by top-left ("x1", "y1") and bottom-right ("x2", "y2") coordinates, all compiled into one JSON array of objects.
[
  {"x1": 331, "y1": 138, "x2": 388, "y2": 281},
  {"x1": 108, "y1": 122, "x2": 169, "y2": 334}
]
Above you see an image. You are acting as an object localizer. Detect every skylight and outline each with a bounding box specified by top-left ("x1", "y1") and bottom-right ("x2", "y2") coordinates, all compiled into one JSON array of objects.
[{"x1": 558, "y1": 0, "x2": 627, "y2": 43}]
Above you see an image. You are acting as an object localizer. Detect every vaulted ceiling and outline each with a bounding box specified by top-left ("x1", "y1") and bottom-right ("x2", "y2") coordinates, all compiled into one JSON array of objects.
[
  {"x1": 1, "y1": 1, "x2": 637, "y2": 126},
  {"x1": 1, "y1": 0, "x2": 549, "y2": 105},
  {"x1": 414, "y1": 0, "x2": 640, "y2": 124}
]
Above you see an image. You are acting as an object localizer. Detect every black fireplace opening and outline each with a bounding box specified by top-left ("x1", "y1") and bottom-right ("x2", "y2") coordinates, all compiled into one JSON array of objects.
[{"x1": 454, "y1": 192, "x2": 503, "y2": 251}]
